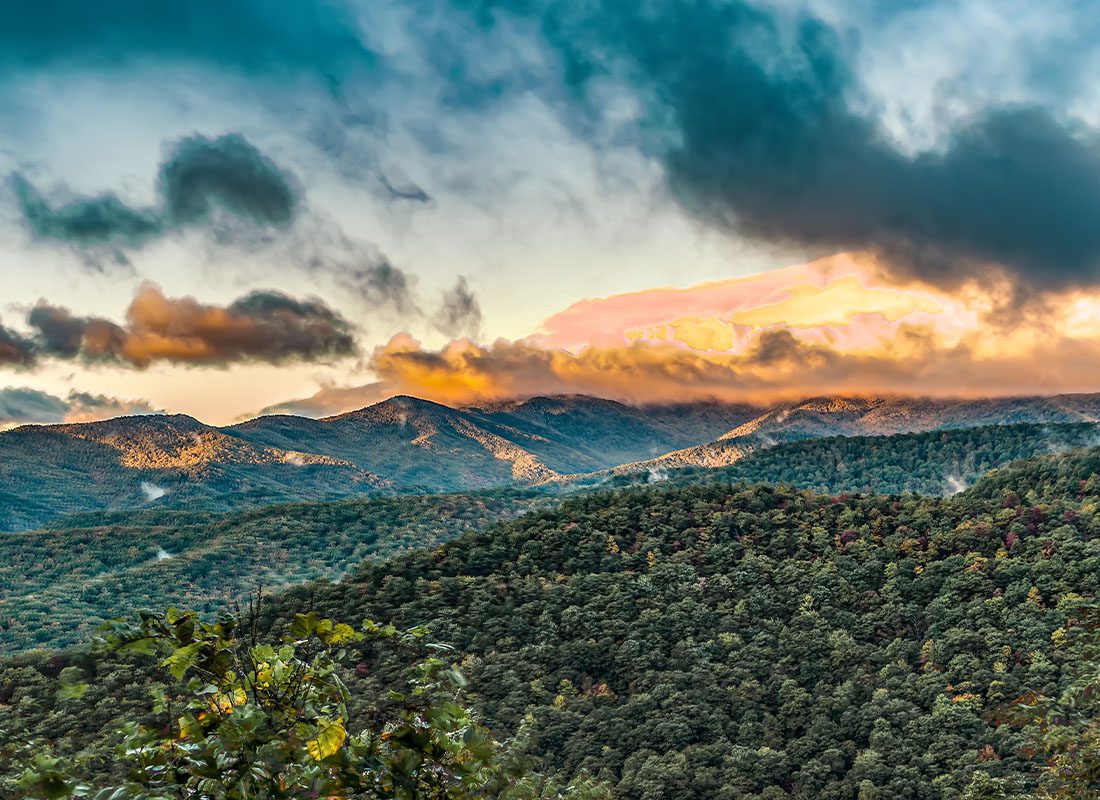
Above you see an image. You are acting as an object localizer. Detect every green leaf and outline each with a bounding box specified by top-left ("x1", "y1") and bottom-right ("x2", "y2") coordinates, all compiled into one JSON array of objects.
[{"x1": 162, "y1": 642, "x2": 202, "y2": 680}]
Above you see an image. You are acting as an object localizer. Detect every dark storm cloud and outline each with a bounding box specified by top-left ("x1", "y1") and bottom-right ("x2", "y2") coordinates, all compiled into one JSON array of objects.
[
  {"x1": 0, "y1": 0, "x2": 372, "y2": 83},
  {"x1": 287, "y1": 222, "x2": 422, "y2": 316},
  {"x1": 743, "y1": 329, "x2": 837, "y2": 369},
  {"x1": 459, "y1": 0, "x2": 1100, "y2": 294},
  {"x1": 13, "y1": 133, "x2": 300, "y2": 250},
  {"x1": 63, "y1": 391, "x2": 158, "y2": 421},
  {"x1": 13, "y1": 177, "x2": 163, "y2": 248},
  {"x1": 345, "y1": 261, "x2": 420, "y2": 315},
  {"x1": 26, "y1": 284, "x2": 358, "y2": 367},
  {"x1": 158, "y1": 134, "x2": 299, "y2": 227},
  {"x1": 26, "y1": 304, "x2": 99, "y2": 357},
  {"x1": 434, "y1": 276, "x2": 482, "y2": 338}
]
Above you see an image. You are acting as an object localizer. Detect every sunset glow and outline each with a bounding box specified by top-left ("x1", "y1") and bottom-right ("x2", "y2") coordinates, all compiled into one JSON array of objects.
[{"x1": 263, "y1": 254, "x2": 1100, "y2": 414}]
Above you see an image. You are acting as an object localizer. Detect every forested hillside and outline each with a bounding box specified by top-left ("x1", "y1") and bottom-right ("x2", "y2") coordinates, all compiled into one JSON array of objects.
[
  {"x1": 0, "y1": 415, "x2": 390, "y2": 531},
  {"x1": 607, "y1": 394, "x2": 1100, "y2": 475},
  {"x1": 0, "y1": 491, "x2": 544, "y2": 650},
  {"x1": 8, "y1": 424, "x2": 1095, "y2": 654},
  {"x1": 5, "y1": 448, "x2": 1100, "y2": 797},
  {"x1": 7, "y1": 425, "x2": 1098, "y2": 654},
  {"x1": 665, "y1": 423, "x2": 1100, "y2": 495},
  {"x1": 231, "y1": 395, "x2": 761, "y2": 484}
]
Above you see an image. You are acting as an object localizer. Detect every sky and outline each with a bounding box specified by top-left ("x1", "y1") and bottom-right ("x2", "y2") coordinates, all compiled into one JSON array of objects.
[{"x1": 3, "y1": 0, "x2": 1100, "y2": 425}]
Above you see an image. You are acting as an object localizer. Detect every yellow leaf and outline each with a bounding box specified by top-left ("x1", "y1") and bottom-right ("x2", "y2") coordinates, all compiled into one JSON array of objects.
[
  {"x1": 307, "y1": 718, "x2": 347, "y2": 761},
  {"x1": 328, "y1": 623, "x2": 358, "y2": 644}
]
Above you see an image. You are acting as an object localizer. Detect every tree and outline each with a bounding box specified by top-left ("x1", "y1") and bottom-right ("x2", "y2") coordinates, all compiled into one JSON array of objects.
[
  {"x1": 1010, "y1": 606, "x2": 1100, "y2": 799},
  {"x1": 5, "y1": 599, "x2": 607, "y2": 800}
]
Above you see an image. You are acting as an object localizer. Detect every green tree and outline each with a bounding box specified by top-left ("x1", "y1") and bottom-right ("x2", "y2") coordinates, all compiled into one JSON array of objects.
[
  {"x1": 1011, "y1": 606, "x2": 1100, "y2": 799},
  {"x1": 5, "y1": 601, "x2": 606, "y2": 800}
]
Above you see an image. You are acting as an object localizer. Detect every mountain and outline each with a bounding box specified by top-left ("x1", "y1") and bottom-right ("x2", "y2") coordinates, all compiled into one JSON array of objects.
[
  {"x1": 228, "y1": 396, "x2": 544, "y2": 490},
  {"x1": 2, "y1": 392, "x2": 1099, "y2": 531},
  {"x1": 228, "y1": 395, "x2": 761, "y2": 490},
  {"x1": 0, "y1": 395, "x2": 757, "y2": 530},
  {"x1": 7, "y1": 421, "x2": 1100, "y2": 652},
  {"x1": 599, "y1": 393, "x2": 1100, "y2": 478},
  {"x1": 0, "y1": 415, "x2": 387, "y2": 530},
  {"x1": 629, "y1": 422, "x2": 1100, "y2": 496},
  {"x1": 466, "y1": 395, "x2": 761, "y2": 469}
]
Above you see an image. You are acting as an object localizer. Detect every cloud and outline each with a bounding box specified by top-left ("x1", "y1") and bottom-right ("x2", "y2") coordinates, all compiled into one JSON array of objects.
[
  {"x1": 27, "y1": 283, "x2": 357, "y2": 367},
  {"x1": 140, "y1": 482, "x2": 168, "y2": 502},
  {"x1": 12, "y1": 133, "x2": 300, "y2": 252},
  {"x1": 459, "y1": 0, "x2": 1100, "y2": 295},
  {"x1": 61, "y1": 391, "x2": 159, "y2": 422},
  {"x1": 0, "y1": 387, "x2": 68, "y2": 424},
  {"x1": 380, "y1": 175, "x2": 432, "y2": 204},
  {"x1": 0, "y1": 322, "x2": 35, "y2": 366},
  {"x1": 268, "y1": 325, "x2": 1100, "y2": 414},
  {"x1": 344, "y1": 260, "x2": 420, "y2": 315},
  {"x1": 282, "y1": 217, "x2": 484, "y2": 332},
  {"x1": 277, "y1": 216, "x2": 425, "y2": 318},
  {"x1": 0, "y1": 386, "x2": 155, "y2": 427},
  {"x1": 158, "y1": 134, "x2": 299, "y2": 228},
  {"x1": 532, "y1": 253, "x2": 981, "y2": 353},
  {"x1": 435, "y1": 276, "x2": 482, "y2": 338},
  {"x1": 261, "y1": 381, "x2": 391, "y2": 418},
  {"x1": 742, "y1": 328, "x2": 835, "y2": 369},
  {"x1": 13, "y1": 176, "x2": 163, "y2": 249},
  {"x1": 0, "y1": 0, "x2": 371, "y2": 84},
  {"x1": 14, "y1": 128, "x2": 481, "y2": 329}
]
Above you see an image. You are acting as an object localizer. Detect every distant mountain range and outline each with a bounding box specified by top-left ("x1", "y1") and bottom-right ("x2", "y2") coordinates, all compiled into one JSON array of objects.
[
  {"x1": 1, "y1": 392, "x2": 1098, "y2": 530},
  {"x1": 584, "y1": 393, "x2": 1100, "y2": 479}
]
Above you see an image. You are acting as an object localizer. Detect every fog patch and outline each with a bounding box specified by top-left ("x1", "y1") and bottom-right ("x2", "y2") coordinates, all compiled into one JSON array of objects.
[
  {"x1": 944, "y1": 474, "x2": 967, "y2": 496},
  {"x1": 647, "y1": 466, "x2": 670, "y2": 484},
  {"x1": 141, "y1": 481, "x2": 168, "y2": 501}
]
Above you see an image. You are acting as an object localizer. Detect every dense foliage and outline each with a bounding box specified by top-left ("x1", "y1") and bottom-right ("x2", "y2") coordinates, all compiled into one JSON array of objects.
[
  {"x1": 3, "y1": 603, "x2": 608, "y2": 799},
  {"x1": 284, "y1": 455, "x2": 1100, "y2": 798},
  {"x1": 0, "y1": 491, "x2": 546, "y2": 651},
  {"x1": 11, "y1": 424, "x2": 1095, "y2": 653}
]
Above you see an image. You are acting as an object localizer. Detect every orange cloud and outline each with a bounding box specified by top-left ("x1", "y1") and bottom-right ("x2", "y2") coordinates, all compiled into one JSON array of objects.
[
  {"x1": 268, "y1": 254, "x2": 1100, "y2": 415},
  {"x1": 28, "y1": 284, "x2": 357, "y2": 367},
  {"x1": 266, "y1": 325, "x2": 1100, "y2": 416}
]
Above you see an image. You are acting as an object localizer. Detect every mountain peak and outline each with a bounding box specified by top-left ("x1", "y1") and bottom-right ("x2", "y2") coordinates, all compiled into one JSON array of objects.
[{"x1": 322, "y1": 394, "x2": 458, "y2": 423}]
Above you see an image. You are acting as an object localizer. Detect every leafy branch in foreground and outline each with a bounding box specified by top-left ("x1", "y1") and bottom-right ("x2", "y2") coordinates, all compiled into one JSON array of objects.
[{"x1": 5, "y1": 598, "x2": 607, "y2": 800}]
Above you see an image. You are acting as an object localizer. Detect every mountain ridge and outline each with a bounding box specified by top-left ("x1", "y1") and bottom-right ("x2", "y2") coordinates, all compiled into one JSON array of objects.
[
  {"x1": 597, "y1": 392, "x2": 1100, "y2": 479},
  {"x1": 2, "y1": 392, "x2": 1099, "y2": 530}
]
